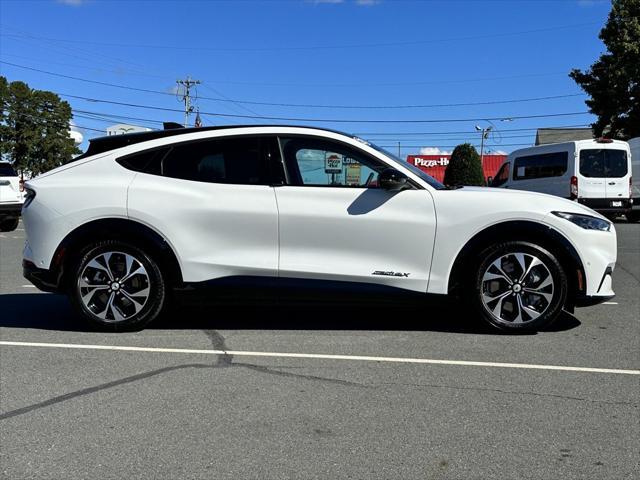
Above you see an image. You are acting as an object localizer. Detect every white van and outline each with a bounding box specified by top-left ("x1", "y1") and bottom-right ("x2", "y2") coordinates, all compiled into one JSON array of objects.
[
  {"x1": 490, "y1": 139, "x2": 632, "y2": 217},
  {"x1": 628, "y1": 137, "x2": 639, "y2": 222}
]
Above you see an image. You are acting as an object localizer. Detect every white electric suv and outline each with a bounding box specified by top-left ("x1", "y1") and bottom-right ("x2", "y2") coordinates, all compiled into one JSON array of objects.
[{"x1": 22, "y1": 126, "x2": 617, "y2": 332}]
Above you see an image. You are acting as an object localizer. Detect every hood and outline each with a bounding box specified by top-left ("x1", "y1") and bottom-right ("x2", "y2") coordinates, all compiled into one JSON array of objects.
[{"x1": 452, "y1": 186, "x2": 607, "y2": 219}]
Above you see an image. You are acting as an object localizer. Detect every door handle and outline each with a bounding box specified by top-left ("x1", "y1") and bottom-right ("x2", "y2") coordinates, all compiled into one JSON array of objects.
[{"x1": 608, "y1": 182, "x2": 616, "y2": 185}]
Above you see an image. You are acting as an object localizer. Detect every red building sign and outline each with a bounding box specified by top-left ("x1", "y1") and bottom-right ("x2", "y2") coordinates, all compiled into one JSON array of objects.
[{"x1": 406, "y1": 154, "x2": 507, "y2": 183}]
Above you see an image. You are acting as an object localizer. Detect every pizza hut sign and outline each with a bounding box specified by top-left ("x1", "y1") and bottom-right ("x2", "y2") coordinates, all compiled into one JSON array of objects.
[{"x1": 413, "y1": 157, "x2": 450, "y2": 168}]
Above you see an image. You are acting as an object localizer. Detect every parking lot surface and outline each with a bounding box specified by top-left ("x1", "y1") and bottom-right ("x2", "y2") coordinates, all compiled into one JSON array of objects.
[{"x1": 1, "y1": 222, "x2": 639, "y2": 479}]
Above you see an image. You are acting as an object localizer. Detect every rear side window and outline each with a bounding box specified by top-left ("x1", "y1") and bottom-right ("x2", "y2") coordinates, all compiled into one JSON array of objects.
[
  {"x1": 579, "y1": 149, "x2": 628, "y2": 178},
  {"x1": 513, "y1": 152, "x2": 568, "y2": 180},
  {"x1": 0, "y1": 163, "x2": 17, "y2": 176},
  {"x1": 117, "y1": 136, "x2": 281, "y2": 185},
  {"x1": 117, "y1": 148, "x2": 168, "y2": 176}
]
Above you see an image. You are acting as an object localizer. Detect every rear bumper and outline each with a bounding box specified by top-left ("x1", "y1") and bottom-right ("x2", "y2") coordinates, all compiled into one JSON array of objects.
[
  {"x1": 0, "y1": 202, "x2": 22, "y2": 218},
  {"x1": 575, "y1": 294, "x2": 615, "y2": 307},
  {"x1": 577, "y1": 197, "x2": 632, "y2": 213},
  {"x1": 23, "y1": 259, "x2": 63, "y2": 293}
]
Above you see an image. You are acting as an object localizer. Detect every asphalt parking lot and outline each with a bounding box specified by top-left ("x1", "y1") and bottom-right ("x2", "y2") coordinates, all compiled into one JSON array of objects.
[{"x1": 0, "y1": 221, "x2": 638, "y2": 479}]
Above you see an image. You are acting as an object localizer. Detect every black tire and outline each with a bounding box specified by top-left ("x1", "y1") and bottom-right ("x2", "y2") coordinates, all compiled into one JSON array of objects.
[
  {"x1": 69, "y1": 240, "x2": 166, "y2": 331},
  {"x1": 626, "y1": 211, "x2": 640, "y2": 223},
  {"x1": 467, "y1": 241, "x2": 567, "y2": 332},
  {"x1": 0, "y1": 218, "x2": 19, "y2": 232}
]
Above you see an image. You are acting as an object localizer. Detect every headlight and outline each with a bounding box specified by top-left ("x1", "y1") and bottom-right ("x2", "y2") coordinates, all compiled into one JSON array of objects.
[{"x1": 552, "y1": 211, "x2": 611, "y2": 231}]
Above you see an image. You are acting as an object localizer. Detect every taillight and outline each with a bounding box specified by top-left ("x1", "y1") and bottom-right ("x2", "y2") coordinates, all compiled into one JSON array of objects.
[
  {"x1": 23, "y1": 188, "x2": 36, "y2": 209},
  {"x1": 19, "y1": 179, "x2": 25, "y2": 192},
  {"x1": 570, "y1": 176, "x2": 578, "y2": 200},
  {"x1": 630, "y1": 177, "x2": 633, "y2": 198}
]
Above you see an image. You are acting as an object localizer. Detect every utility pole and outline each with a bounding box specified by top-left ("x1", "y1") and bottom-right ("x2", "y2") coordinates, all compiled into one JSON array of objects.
[
  {"x1": 176, "y1": 76, "x2": 201, "y2": 127},
  {"x1": 475, "y1": 125, "x2": 493, "y2": 165}
]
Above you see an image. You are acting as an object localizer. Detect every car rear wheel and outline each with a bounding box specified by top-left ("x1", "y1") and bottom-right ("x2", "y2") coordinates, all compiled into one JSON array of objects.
[
  {"x1": 0, "y1": 218, "x2": 19, "y2": 232},
  {"x1": 69, "y1": 240, "x2": 165, "y2": 331},
  {"x1": 470, "y1": 241, "x2": 567, "y2": 332}
]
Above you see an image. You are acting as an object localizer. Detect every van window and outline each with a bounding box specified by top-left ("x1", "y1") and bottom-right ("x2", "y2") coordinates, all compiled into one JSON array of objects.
[
  {"x1": 513, "y1": 152, "x2": 568, "y2": 180},
  {"x1": 579, "y1": 149, "x2": 628, "y2": 178}
]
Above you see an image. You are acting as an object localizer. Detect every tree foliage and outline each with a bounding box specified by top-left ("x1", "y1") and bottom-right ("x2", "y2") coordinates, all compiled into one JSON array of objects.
[
  {"x1": 443, "y1": 143, "x2": 485, "y2": 186},
  {"x1": 569, "y1": 0, "x2": 640, "y2": 140},
  {"x1": 0, "y1": 76, "x2": 79, "y2": 177}
]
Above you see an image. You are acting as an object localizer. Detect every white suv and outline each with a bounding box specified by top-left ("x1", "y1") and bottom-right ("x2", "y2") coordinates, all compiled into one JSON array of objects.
[
  {"x1": 22, "y1": 126, "x2": 617, "y2": 332},
  {"x1": 0, "y1": 161, "x2": 24, "y2": 232}
]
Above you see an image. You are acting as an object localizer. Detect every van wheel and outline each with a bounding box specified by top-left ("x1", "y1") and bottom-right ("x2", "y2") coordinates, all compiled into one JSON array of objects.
[
  {"x1": 469, "y1": 241, "x2": 567, "y2": 332},
  {"x1": 0, "y1": 218, "x2": 19, "y2": 232},
  {"x1": 69, "y1": 240, "x2": 165, "y2": 331},
  {"x1": 627, "y1": 211, "x2": 640, "y2": 223}
]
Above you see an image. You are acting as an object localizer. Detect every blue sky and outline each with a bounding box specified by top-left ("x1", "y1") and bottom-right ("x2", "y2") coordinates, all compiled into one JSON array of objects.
[{"x1": 0, "y1": 0, "x2": 612, "y2": 155}]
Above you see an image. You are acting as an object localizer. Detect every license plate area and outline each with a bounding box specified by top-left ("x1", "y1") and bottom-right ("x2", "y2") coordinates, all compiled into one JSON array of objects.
[{"x1": 611, "y1": 201, "x2": 622, "y2": 207}]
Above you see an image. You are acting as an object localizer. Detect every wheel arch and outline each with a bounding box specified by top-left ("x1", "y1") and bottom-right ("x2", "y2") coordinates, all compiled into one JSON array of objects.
[
  {"x1": 52, "y1": 217, "x2": 183, "y2": 290},
  {"x1": 447, "y1": 220, "x2": 585, "y2": 308}
]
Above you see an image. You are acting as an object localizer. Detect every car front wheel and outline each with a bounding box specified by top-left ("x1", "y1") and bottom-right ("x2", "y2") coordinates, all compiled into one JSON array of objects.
[
  {"x1": 470, "y1": 241, "x2": 567, "y2": 332},
  {"x1": 69, "y1": 241, "x2": 165, "y2": 331}
]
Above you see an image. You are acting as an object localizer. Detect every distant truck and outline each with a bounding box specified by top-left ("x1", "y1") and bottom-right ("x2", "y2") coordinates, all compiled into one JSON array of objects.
[
  {"x1": 629, "y1": 137, "x2": 639, "y2": 222},
  {"x1": 490, "y1": 138, "x2": 633, "y2": 220}
]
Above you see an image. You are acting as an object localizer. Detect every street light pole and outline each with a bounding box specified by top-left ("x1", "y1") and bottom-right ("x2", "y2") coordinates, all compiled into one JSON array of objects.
[{"x1": 475, "y1": 125, "x2": 493, "y2": 165}]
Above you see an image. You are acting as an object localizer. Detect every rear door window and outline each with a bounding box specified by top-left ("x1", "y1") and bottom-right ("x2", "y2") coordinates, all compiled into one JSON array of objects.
[
  {"x1": 579, "y1": 149, "x2": 628, "y2": 178},
  {"x1": 490, "y1": 162, "x2": 510, "y2": 187}
]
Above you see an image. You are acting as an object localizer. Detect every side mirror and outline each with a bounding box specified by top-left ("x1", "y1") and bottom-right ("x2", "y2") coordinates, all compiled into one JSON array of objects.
[
  {"x1": 487, "y1": 176, "x2": 493, "y2": 186},
  {"x1": 379, "y1": 168, "x2": 409, "y2": 192}
]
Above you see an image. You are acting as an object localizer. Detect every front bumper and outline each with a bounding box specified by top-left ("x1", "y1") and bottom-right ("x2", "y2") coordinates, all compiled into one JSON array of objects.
[
  {"x1": 577, "y1": 197, "x2": 632, "y2": 213},
  {"x1": 23, "y1": 259, "x2": 63, "y2": 293}
]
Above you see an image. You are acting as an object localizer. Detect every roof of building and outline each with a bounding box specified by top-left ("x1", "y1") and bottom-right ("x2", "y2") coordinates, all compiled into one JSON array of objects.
[{"x1": 535, "y1": 127, "x2": 593, "y2": 145}]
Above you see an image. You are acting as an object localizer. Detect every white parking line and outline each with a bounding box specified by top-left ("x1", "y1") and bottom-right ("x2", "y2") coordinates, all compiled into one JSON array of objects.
[
  {"x1": 603, "y1": 301, "x2": 619, "y2": 305},
  {"x1": 1, "y1": 341, "x2": 638, "y2": 376},
  {"x1": 21, "y1": 285, "x2": 36, "y2": 288}
]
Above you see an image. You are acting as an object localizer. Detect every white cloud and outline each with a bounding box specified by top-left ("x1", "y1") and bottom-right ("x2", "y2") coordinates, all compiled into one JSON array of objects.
[
  {"x1": 57, "y1": 0, "x2": 87, "y2": 5},
  {"x1": 489, "y1": 149, "x2": 508, "y2": 155},
  {"x1": 356, "y1": 0, "x2": 381, "y2": 5},
  {"x1": 419, "y1": 147, "x2": 451, "y2": 155}
]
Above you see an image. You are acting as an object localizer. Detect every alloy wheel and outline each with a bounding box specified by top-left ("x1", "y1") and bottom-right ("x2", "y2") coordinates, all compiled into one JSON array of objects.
[
  {"x1": 77, "y1": 251, "x2": 151, "y2": 322},
  {"x1": 480, "y1": 252, "x2": 554, "y2": 326}
]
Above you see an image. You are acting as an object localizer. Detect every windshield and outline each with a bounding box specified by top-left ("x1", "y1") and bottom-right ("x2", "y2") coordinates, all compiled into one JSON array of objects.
[{"x1": 362, "y1": 140, "x2": 447, "y2": 190}]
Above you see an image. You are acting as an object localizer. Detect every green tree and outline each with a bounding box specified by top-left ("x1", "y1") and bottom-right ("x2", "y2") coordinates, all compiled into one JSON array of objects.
[
  {"x1": 569, "y1": 0, "x2": 640, "y2": 140},
  {"x1": 0, "y1": 76, "x2": 78, "y2": 177},
  {"x1": 443, "y1": 143, "x2": 485, "y2": 186}
]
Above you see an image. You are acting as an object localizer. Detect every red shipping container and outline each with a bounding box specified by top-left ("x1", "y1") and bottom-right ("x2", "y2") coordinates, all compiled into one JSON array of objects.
[{"x1": 406, "y1": 154, "x2": 507, "y2": 184}]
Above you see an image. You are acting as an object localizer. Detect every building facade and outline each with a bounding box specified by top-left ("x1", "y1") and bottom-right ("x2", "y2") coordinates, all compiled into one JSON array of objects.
[{"x1": 406, "y1": 154, "x2": 506, "y2": 183}]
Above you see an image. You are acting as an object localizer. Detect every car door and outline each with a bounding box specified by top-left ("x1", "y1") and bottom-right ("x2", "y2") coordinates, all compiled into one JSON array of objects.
[
  {"x1": 274, "y1": 136, "x2": 436, "y2": 293},
  {"x1": 126, "y1": 135, "x2": 281, "y2": 283}
]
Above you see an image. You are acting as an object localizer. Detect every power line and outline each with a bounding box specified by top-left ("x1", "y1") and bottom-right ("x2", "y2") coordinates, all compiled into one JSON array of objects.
[
  {"x1": 0, "y1": 22, "x2": 598, "y2": 52},
  {"x1": 55, "y1": 92, "x2": 591, "y2": 124},
  {"x1": 0, "y1": 61, "x2": 586, "y2": 110}
]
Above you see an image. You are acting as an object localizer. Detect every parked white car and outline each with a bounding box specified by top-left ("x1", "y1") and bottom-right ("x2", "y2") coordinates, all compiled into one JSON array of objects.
[
  {"x1": 490, "y1": 139, "x2": 632, "y2": 218},
  {"x1": 0, "y1": 161, "x2": 24, "y2": 232},
  {"x1": 22, "y1": 126, "x2": 617, "y2": 332}
]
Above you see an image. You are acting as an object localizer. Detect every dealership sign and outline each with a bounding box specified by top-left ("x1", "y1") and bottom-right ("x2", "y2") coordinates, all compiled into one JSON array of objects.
[{"x1": 325, "y1": 152, "x2": 342, "y2": 173}]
